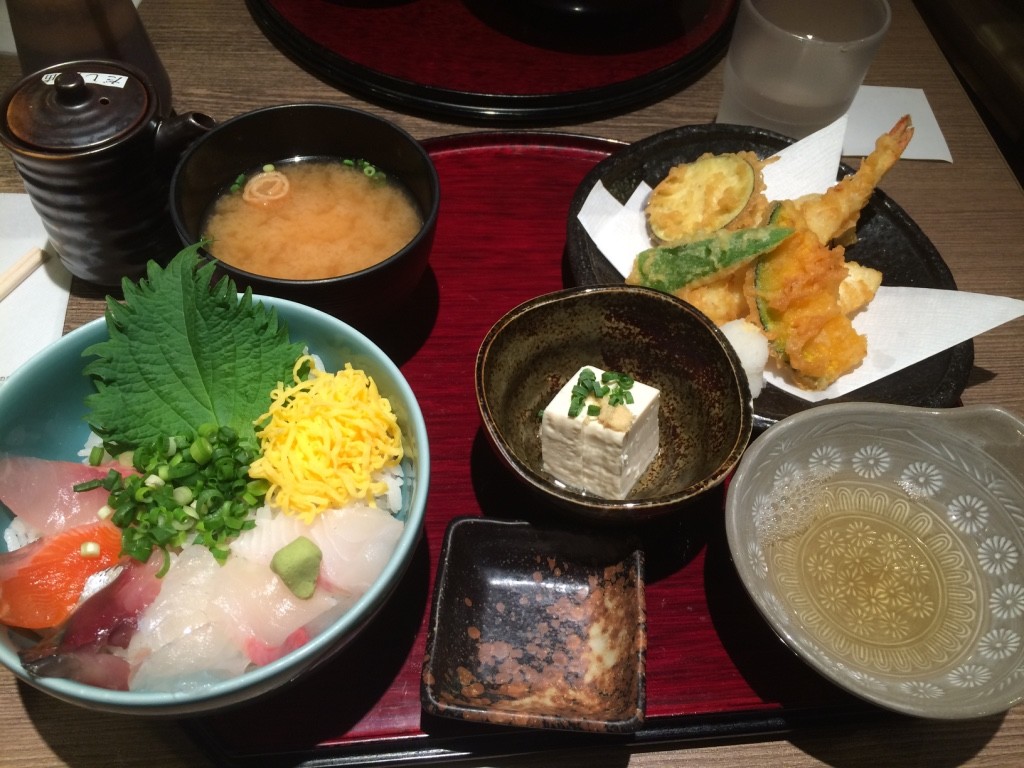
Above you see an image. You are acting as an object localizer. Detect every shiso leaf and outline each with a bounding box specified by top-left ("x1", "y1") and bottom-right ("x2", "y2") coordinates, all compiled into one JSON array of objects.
[{"x1": 82, "y1": 244, "x2": 306, "y2": 452}]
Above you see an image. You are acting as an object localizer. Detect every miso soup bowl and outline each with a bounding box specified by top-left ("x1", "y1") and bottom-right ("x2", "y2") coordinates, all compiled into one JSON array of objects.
[{"x1": 170, "y1": 103, "x2": 439, "y2": 329}]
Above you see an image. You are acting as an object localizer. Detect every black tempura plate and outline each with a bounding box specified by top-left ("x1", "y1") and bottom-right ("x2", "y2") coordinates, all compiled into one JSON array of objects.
[{"x1": 565, "y1": 123, "x2": 974, "y2": 432}]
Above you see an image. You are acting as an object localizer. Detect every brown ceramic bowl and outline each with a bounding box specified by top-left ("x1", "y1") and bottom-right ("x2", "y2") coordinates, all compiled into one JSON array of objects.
[
  {"x1": 169, "y1": 103, "x2": 439, "y2": 329},
  {"x1": 474, "y1": 285, "x2": 753, "y2": 523}
]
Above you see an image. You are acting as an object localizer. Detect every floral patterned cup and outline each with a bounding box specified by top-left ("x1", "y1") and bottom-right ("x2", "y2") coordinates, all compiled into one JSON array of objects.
[{"x1": 726, "y1": 402, "x2": 1024, "y2": 718}]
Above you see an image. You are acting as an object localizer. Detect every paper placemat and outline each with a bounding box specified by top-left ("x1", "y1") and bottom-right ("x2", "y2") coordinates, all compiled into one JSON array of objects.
[
  {"x1": 0, "y1": 193, "x2": 73, "y2": 384},
  {"x1": 846, "y1": 86, "x2": 951, "y2": 161}
]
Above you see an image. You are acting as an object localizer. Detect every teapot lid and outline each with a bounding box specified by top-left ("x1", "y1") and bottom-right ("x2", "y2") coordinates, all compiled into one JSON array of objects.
[{"x1": 2, "y1": 60, "x2": 153, "y2": 152}]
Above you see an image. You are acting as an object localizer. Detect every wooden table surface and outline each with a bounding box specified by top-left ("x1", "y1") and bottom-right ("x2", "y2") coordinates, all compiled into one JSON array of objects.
[{"x1": 2, "y1": 0, "x2": 1023, "y2": 766}]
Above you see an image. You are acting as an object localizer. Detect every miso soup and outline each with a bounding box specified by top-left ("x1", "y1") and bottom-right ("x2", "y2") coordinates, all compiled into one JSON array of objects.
[{"x1": 202, "y1": 158, "x2": 422, "y2": 280}]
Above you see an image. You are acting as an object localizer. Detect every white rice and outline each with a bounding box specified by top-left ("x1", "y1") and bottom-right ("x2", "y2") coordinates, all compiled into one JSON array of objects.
[
  {"x1": 3, "y1": 517, "x2": 41, "y2": 552},
  {"x1": 377, "y1": 463, "x2": 405, "y2": 515}
]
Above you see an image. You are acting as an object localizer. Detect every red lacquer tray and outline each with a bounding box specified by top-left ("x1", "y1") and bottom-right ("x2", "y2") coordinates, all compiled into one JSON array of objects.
[
  {"x1": 187, "y1": 132, "x2": 885, "y2": 766},
  {"x1": 244, "y1": 0, "x2": 735, "y2": 124}
]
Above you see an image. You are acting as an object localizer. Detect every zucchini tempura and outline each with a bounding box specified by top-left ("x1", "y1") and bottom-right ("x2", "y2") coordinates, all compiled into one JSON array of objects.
[{"x1": 646, "y1": 151, "x2": 770, "y2": 244}]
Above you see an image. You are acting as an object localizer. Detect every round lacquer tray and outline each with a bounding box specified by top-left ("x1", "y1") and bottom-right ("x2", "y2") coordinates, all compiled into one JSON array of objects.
[{"x1": 245, "y1": 0, "x2": 736, "y2": 124}]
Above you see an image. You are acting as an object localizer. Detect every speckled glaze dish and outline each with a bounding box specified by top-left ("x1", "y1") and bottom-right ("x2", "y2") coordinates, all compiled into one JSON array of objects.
[
  {"x1": 421, "y1": 517, "x2": 646, "y2": 732},
  {"x1": 726, "y1": 402, "x2": 1024, "y2": 719},
  {"x1": 565, "y1": 123, "x2": 974, "y2": 431},
  {"x1": 474, "y1": 285, "x2": 753, "y2": 523}
]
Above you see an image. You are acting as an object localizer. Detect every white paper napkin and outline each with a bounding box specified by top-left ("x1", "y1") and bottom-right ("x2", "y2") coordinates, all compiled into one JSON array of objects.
[
  {"x1": 0, "y1": 193, "x2": 73, "y2": 384},
  {"x1": 576, "y1": 118, "x2": 1024, "y2": 401},
  {"x1": 715, "y1": 84, "x2": 952, "y2": 161},
  {"x1": 845, "y1": 86, "x2": 952, "y2": 161}
]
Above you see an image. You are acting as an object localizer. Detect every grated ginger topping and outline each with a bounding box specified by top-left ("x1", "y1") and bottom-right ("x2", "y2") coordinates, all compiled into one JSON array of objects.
[{"x1": 250, "y1": 355, "x2": 403, "y2": 523}]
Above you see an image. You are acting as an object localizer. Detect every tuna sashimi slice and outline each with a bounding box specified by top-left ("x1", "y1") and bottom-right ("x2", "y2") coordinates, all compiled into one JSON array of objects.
[
  {"x1": 22, "y1": 650, "x2": 133, "y2": 690},
  {"x1": 59, "y1": 555, "x2": 164, "y2": 651},
  {"x1": 245, "y1": 627, "x2": 311, "y2": 667},
  {"x1": 0, "y1": 454, "x2": 124, "y2": 535}
]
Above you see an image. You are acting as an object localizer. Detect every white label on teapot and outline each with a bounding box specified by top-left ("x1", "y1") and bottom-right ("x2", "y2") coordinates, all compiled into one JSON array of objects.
[{"x1": 41, "y1": 72, "x2": 129, "y2": 89}]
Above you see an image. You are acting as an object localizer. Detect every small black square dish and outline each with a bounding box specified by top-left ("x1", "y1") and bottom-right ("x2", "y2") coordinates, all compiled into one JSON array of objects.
[{"x1": 421, "y1": 517, "x2": 647, "y2": 733}]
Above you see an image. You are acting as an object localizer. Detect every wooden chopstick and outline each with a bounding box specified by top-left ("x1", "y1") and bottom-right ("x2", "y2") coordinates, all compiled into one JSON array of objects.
[{"x1": 0, "y1": 247, "x2": 48, "y2": 302}]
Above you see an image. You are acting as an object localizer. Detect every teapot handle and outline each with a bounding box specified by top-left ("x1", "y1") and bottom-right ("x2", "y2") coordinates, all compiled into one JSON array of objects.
[{"x1": 155, "y1": 111, "x2": 216, "y2": 160}]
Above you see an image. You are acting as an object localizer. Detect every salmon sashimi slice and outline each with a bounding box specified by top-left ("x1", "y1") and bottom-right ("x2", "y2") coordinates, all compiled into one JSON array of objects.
[
  {"x1": 0, "y1": 454, "x2": 125, "y2": 536},
  {"x1": 0, "y1": 519, "x2": 124, "y2": 630}
]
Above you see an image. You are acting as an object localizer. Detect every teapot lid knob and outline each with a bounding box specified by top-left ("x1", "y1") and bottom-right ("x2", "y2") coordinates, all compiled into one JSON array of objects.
[
  {"x1": 53, "y1": 71, "x2": 93, "y2": 108},
  {"x1": 0, "y1": 60, "x2": 154, "y2": 153}
]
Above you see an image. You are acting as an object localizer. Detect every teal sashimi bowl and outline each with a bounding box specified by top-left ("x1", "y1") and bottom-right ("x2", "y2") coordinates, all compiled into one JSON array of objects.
[{"x1": 0, "y1": 296, "x2": 429, "y2": 715}]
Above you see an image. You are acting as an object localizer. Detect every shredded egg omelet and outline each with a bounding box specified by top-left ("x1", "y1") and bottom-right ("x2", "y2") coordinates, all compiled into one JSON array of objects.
[{"x1": 249, "y1": 355, "x2": 404, "y2": 524}]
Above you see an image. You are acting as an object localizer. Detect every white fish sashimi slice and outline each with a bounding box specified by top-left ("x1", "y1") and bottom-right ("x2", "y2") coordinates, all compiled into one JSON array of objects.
[
  {"x1": 126, "y1": 502, "x2": 403, "y2": 691},
  {"x1": 308, "y1": 506, "x2": 404, "y2": 595},
  {"x1": 125, "y1": 546, "x2": 222, "y2": 664},
  {"x1": 129, "y1": 622, "x2": 251, "y2": 693},
  {"x1": 126, "y1": 548, "x2": 245, "y2": 692},
  {"x1": 231, "y1": 503, "x2": 405, "y2": 597},
  {"x1": 212, "y1": 554, "x2": 337, "y2": 648},
  {"x1": 128, "y1": 544, "x2": 338, "y2": 680},
  {"x1": 229, "y1": 506, "x2": 310, "y2": 567}
]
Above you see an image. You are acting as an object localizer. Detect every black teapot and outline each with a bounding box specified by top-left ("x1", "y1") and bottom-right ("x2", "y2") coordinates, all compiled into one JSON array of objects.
[{"x1": 0, "y1": 60, "x2": 214, "y2": 286}]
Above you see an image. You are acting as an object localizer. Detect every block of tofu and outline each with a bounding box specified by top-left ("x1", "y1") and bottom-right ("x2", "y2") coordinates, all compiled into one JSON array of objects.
[{"x1": 540, "y1": 366, "x2": 660, "y2": 499}]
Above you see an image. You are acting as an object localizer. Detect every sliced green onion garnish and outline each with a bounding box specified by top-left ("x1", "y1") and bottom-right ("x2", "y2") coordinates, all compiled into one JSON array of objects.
[
  {"x1": 566, "y1": 368, "x2": 638, "y2": 418},
  {"x1": 75, "y1": 428, "x2": 267, "y2": 574},
  {"x1": 80, "y1": 541, "x2": 101, "y2": 558},
  {"x1": 88, "y1": 445, "x2": 105, "y2": 466}
]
